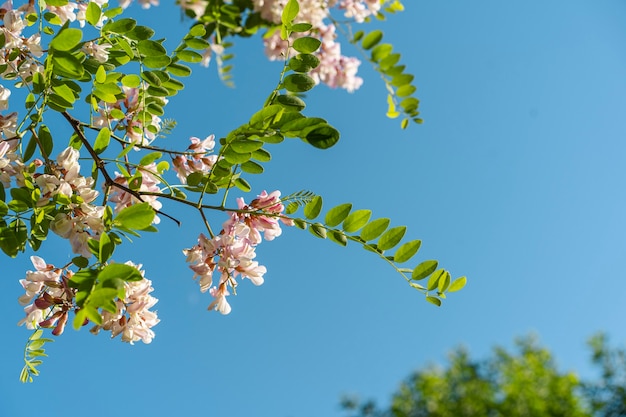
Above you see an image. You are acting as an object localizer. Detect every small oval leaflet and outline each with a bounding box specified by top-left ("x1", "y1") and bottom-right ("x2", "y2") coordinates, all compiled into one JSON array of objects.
[
  {"x1": 292, "y1": 37, "x2": 322, "y2": 54},
  {"x1": 377, "y1": 226, "x2": 406, "y2": 251},
  {"x1": 361, "y1": 30, "x2": 383, "y2": 50},
  {"x1": 342, "y1": 209, "x2": 372, "y2": 233},
  {"x1": 49, "y1": 28, "x2": 83, "y2": 52},
  {"x1": 412, "y1": 260, "x2": 438, "y2": 280},
  {"x1": 393, "y1": 239, "x2": 421, "y2": 264},
  {"x1": 283, "y1": 73, "x2": 316, "y2": 93},
  {"x1": 304, "y1": 125, "x2": 340, "y2": 149},
  {"x1": 324, "y1": 203, "x2": 352, "y2": 227},
  {"x1": 303, "y1": 195, "x2": 323, "y2": 220},
  {"x1": 360, "y1": 218, "x2": 390, "y2": 241}
]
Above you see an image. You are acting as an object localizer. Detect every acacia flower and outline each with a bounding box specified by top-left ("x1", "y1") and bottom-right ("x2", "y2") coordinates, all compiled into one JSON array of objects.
[{"x1": 183, "y1": 190, "x2": 292, "y2": 314}]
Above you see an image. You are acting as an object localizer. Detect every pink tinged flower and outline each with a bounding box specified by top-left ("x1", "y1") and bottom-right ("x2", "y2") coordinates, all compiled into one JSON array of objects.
[
  {"x1": 208, "y1": 284, "x2": 231, "y2": 315},
  {"x1": 82, "y1": 41, "x2": 110, "y2": 62},
  {"x1": 0, "y1": 85, "x2": 10, "y2": 110}
]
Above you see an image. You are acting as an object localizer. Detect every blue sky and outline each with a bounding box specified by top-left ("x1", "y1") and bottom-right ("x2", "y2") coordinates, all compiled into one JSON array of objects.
[{"x1": 2, "y1": 1, "x2": 626, "y2": 416}]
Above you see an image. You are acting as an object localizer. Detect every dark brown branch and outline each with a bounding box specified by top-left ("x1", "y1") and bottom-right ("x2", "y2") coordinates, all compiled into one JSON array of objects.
[{"x1": 61, "y1": 111, "x2": 181, "y2": 227}]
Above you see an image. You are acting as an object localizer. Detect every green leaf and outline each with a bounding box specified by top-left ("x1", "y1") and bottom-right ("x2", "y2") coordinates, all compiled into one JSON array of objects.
[
  {"x1": 240, "y1": 161, "x2": 264, "y2": 174},
  {"x1": 324, "y1": 203, "x2": 352, "y2": 227},
  {"x1": 371, "y1": 43, "x2": 392, "y2": 62},
  {"x1": 137, "y1": 40, "x2": 166, "y2": 57},
  {"x1": 223, "y1": 148, "x2": 251, "y2": 164},
  {"x1": 412, "y1": 260, "x2": 438, "y2": 280},
  {"x1": 98, "y1": 263, "x2": 143, "y2": 283},
  {"x1": 377, "y1": 226, "x2": 406, "y2": 251},
  {"x1": 303, "y1": 195, "x2": 322, "y2": 220},
  {"x1": 274, "y1": 94, "x2": 305, "y2": 111},
  {"x1": 309, "y1": 222, "x2": 327, "y2": 239},
  {"x1": 82, "y1": 305, "x2": 103, "y2": 325},
  {"x1": 329, "y1": 230, "x2": 348, "y2": 246},
  {"x1": 93, "y1": 127, "x2": 110, "y2": 154},
  {"x1": 185, "y1": 38, "x2": 210, "y2": 50},
  {"x1": 281, "y1": 0, "x2": 299, "y2": 25},
  {"x1": 113, "y1": 202, "x2": 155, "y2": 230},
  {"x1": 362, "y1": 30, "x2": 383, "y2": 50},
  {"x1": 438, "y1": 271, "x2": 451, "y2": 293},
  {"x1": 167, "y1": 63, "x2": 192, "y2": 77},
  {"x1": 126, "y1": 25, "x2": 155, "y2": 41},
  {"x1": 280, "y1": 117, "x2": 326, "y2": 136},
  {"x1": 447, "y1": 276, "x2": 467, "y2": 293},
  {"x1": 394, "y1": 240, "x2": 421, "y2": 263},
  {"x1": 103, "y1": 18, "x2": 136, "y2": 34},
  {"x1": 234, "y1": 177, "x2": 251, "y2": 192},
  {"x1": 426, "y1": 296, "x2": 441, "y2": 307},
  {"x1": 177, "y1": 50, "x2": 203, "y2": 63},
  {"x1": 98, "y1": 232, "x2": 114, "y2": 263},
  {"x1": 291, "y1": 23, "x2": 313, "y2": 32},
  {"x1": 50, "y1": 28, "x2": 82, "y2": 51},
  {"x1": 292, "y1": 37, "x2": 321, "y2": 54},
  {"x1": 87, "y1": 288, "x2": 118, "y2": 308},
  {"x1": 342, "y1": 209, "x2": 372, "y2": 233},
  {"x1": 304, "y1": 125, "x2": 340, "y2": 149},
  {"x1": 360, "y1": 218, "x2": 390, "y2": 241},
  {"x1": 288, "y1": 53, "x2": 320, "y2": 73},
  {"x1": 283, "y1": 73, "x2": 315, "y2": 93},
  {"x1": 251, "y1": 148, "x2": 271, "y2": 162},
  {"x1": 396, "y1": 84, "x2": 416, "y2": 97},
  {"x1": 85, "y1": 2, "x2": 101, "y2": 26},
  {"x1": 139, "y1": 152, "x2": 162, "y2": 166},
  {"x1": 230, "y1": 138, "x2": 264, "y2": 153},
  {"x1": 72, "y1": 256, "x2": 89, "y2": 268},
  {"x1": 427, "y1": 269, "x2": 445, "y2": 291},
  {"x1": 189, "y1": 24, "x2": 206, "y2": 37},
  {"x1": 50, "y1": 52, "x2": 84, "y2": 79},
  {"x1": 250, "y1": 104, "x2": 283, "y2": 126}
]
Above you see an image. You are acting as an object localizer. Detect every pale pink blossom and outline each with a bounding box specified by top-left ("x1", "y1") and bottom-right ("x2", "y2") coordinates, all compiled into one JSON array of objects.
[
  {"x1": 183, "y1": 190, "x2": 292, "y2": 313},
  {"x1": 82, "y1": 41, "x2": 110, "y2": 62},
  {"x1": 91, "y1": 262, "x2": 159, "y2": 344},
  {"x1": 108, "y1": 163, "x2": 162, "y2": 223},
  {"x1": 172, "y1": 135, "x2": 217, "y2": 182}
]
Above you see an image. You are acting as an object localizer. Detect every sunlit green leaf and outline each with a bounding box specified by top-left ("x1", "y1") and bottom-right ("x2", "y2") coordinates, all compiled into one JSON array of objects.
[
  {"x1": 342, "y1": 209, "x2": 371, "y2": 233},
  {"x1": 412, "y1": 260, "x2": 438, "y2": 280},
  {"x1": 447, "y1": 276, "x2": 467, "y2": 293},
  {"x1": 93, "y1": 127, "x2": 110, "y2": 154},
  {"x1": 360, "y1": 218, "x2": 390, "y2": 241},
  {"x1": 281, "y1": 0, "x2": 299, "y2": 25},
  {"x1": 113, "y1": 202, "x2": 155, "y2": 230},
  {"x1": 362, "y1": 30, "x2": 383, "y2": 50},
  {"x1": 377, "y1": 226, "x2": 406, "y2": 251},
  {"x1": 303, "y1": 195, "x2": 322, "y2": 220},
  {"x1": 292, "y1": 37, "x2": 321, "y2": 54},
  {"x1": 427, "y1": 269, "x2": 445, "y2": 291},
  {"x1": 50, "y1": 28, "x2": 82, "y2": 51},
  {"x1": 325, "y1": 203, "x2": 352, "y2": 227},
  {"x1": 283, "y1": 73, "x2": 315, "y2": 92},
  {"x1": 304, "y1": 124, "x2": 339, "y2": 149},
  {"x1": 394, "y1": 240, "x2": 421, "y2": 263}
]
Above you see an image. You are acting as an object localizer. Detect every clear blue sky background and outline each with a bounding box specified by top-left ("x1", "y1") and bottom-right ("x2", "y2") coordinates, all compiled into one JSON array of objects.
[{"x1": 2, "y1": 1, "x2": 626, "y2": 416}]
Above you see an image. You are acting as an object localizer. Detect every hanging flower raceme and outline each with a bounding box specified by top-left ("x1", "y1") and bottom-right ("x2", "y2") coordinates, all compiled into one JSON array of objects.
[
  {"x1": 183, "y1": 190, "x2": 293, "y2": 314},
  {"x1": 18, "y1": 256, "x2": 74, "y2": 336},
  {"x1": 18, "y1": 257, "x2": 159, "y2": 344},
  {"x1": 172, "y1": 134, "x2": 218, "y2": 183},
  {"x1": 90, "y1": 262, "x2": 159, "y2": 345}
]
